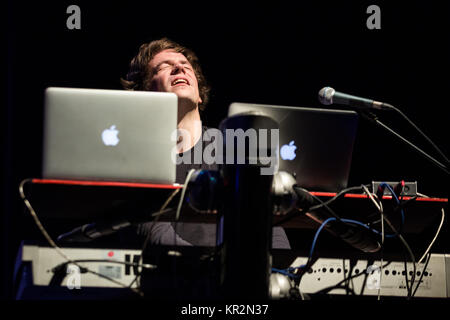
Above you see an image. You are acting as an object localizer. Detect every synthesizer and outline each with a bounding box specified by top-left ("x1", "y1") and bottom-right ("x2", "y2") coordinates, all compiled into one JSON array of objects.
[
  {"x1": 15, "y1": 242, "x2": 143, "y2": 290},
  {"x1": 291, "y1": 255, "x2": 450, "y2": 298},
  {"x1": 14, "y1": 242, "x2": 450, "y2": 299}
]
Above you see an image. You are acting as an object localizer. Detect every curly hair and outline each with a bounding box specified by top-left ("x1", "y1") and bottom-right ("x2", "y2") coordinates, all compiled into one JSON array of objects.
[{"x1": 121, "y1": 38, "x2": 211, "y2": 110}]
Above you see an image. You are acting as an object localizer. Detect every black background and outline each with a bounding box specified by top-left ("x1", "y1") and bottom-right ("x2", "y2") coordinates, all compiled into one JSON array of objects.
[{"x1": 3, "y1": 1, "x2": 449, "y2": 300}]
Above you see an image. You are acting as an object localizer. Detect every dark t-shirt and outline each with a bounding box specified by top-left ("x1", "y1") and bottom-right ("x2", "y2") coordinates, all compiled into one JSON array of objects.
[
  {"x1": 137, "y1": 126, "x2": 291, "y2": 249},
  {"x1": 175, "y1": 126, "x2": 219, "y2": 184}
]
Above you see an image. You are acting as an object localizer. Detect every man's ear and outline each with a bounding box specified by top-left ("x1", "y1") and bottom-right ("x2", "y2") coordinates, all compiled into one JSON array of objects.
[{"x1": 198, "y1": 96, "x2": 203, "y2": 105}]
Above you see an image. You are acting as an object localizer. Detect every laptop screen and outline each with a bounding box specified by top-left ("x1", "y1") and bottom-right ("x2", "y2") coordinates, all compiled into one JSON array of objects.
[
  {"x1": 42, "y1": 87, "x2": 178, "y2": 184},
  {"x1": 228, "y1": 103, "x2": 358, "y2": 192}
]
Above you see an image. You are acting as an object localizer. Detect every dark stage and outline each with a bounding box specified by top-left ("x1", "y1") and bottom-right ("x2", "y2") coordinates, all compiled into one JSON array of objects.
[{"x1": 3, "y1": 0, "x2": 449, "y2": 305}]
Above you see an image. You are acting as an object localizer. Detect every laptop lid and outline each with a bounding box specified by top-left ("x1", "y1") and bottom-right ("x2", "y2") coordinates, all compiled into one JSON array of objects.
[
  {"x1": 42, "y1": 87, "x2": 178, "y2": 184},
  {"x1": 228, "y1": 102, "x2": 358, "y2": 192}
]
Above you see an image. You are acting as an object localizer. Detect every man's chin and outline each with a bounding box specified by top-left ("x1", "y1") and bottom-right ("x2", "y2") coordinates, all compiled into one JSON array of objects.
[
  {"x1": 171, "y1": 87, "x2": 193, "y2": 95},
  {"x1": 177, "y1": 95, "x2": 198, "y2": 110}
]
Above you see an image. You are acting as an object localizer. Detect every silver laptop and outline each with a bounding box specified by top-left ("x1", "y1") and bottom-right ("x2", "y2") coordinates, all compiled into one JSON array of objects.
[
  {"x1": 228, "y1": 103, "x2": 358, "y2": 192},
  {"x1": 42, "y1": 87, "x2": 178, "y2": 184}
]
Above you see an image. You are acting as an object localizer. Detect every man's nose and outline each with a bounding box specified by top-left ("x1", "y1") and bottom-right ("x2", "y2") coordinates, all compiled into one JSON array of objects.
[{"x1": 171, "y1": 63, "x2": 186, "y2": 74}]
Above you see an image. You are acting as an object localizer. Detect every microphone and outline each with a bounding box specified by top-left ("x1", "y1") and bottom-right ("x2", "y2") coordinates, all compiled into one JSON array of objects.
[
  {"x1": 57, "y1": 200, "x2": 168, "y2": 243},
  {"x1": 318, "y1": 87, "x2": 391, "y2": 110},
  {"x1": 57, "y1": 218, "x2": 133, "y2": 242},
  {"x1": 271, "y1": 171, "x2": 380, "y2": 253},
  {"x1": 294, "y1": 187, "x2": 381, "y2": 253}
]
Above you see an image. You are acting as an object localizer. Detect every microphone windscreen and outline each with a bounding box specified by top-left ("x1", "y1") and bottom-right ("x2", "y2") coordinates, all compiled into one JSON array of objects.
[{"x1": 318, "y1": 87, "x2": 335, "y2": 105}]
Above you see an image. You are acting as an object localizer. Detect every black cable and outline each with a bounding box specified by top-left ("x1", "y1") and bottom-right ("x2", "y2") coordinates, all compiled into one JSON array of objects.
[
  {"x1": 273, "y1": 208, "x2": 305, "y2": 227},
  {"x1": 349, "y1": 186, "x2": 417, "y2": 299},
  {"x1": 19, "y1": 179, "x2": 146, "y2": 297},
  {"x1": 345, "y1": 259, "x2": 357, "y2": 296},
  {"x1": 128, "y1": 189, "x2": 180, "y2": 290},
  {"x1": 274, "y1": 185, "x2": 367, "y2": 227},
  {"x1": 384, "y1": 218, "x2": 416, "y2": 299},
  {"x1": 377, "y1": 233, "x2": 385, "y2": 300},
  {"x1": 315, "y1": 284, "x2": 357, "y2": 296},
  {"x1": 365, "y1": 192, "x2": 418, "y2": 240},
  {"x1": 362, "y1": 188, "x2": 387, "y2": 300},
  {"x1": 283, "y1": 184, "x2": 416, "y2": 299},
  {"x1": 399, "y1": 238, "x2": 416, "y2": 299},
  {"x1": 314, "y1": 260, "x2": 393, "y2": 295},
  {"x1": 358, "y1": 258, "x2": 375, "y2": 296},
  {"x1": 412, "y1": 252, "x2": 432, "y2": 297},
  {"x1": 365, "y1": 188, "x2": 416, "y2": 299},
  {"x1": 292, "y1": 256, "x2": 319, "y2": 286},
  {"x1": 52, "y1": 258, "x2": 155, "y2": 270},
  {"x1": 383, "y1": 103, "x2": 450, "y2": 166},
  {"x1": 402, "y1": 259, "x2": 411, "y2": 298},
  {"x1": 50, "y1": 258, "x2": 156, "y2": 289},
  {"x1": 273, "y1": 185, "x2": 342, "y2": 227},
  {"x1": 290, "y1": 186, "x2": 382, "y2": 283},
  {"x1": 289, "y1": 187, "x2": 345, "y2": 284},
  {"x1": 307, "y1": 191, "x2": 342, "y2": 221},
  {"x1": 130, "y1": 216, "x2": 167, "y2": 289},
  {"x1": 390, "y1": 195, "x2": 417, "y2": 237},
  {"x1": 308, "y1": 185, "x2": 368, "y2": 212},
  {"x1": 360, "y1": 111, "x2": 449, "y2": 175}
]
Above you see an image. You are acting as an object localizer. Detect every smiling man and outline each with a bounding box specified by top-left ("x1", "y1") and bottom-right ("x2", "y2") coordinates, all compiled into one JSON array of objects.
[
  {"x1": 122, "y1": 38, "x2": 209, "y2": 156},
  {"x1": 148, "y1": 49, "x2": 204, "y2": 153},
  {"x1": 121, "y1": 38, "x2": 290, "y2": 249}
]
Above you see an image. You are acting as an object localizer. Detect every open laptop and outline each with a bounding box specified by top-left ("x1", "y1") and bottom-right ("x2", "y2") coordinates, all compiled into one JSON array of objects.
[
  {"x1": 42, "y1": 87, "x2": 178, "y2": 184},
  {"x1": 228, "y1": 103, "x2": 358, "y2": 192}
]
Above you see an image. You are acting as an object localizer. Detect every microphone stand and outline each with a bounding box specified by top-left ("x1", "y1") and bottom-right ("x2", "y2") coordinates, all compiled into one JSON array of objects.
[{"x1": 359, "y1": 111, "x2": 450, "y2": 175}]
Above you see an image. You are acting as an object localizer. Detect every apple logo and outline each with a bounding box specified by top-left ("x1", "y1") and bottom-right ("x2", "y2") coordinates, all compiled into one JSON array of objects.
[
  {"x1": 280, "y1": 140, "x2": 297, "y2": 160},
  {"x1": 102, "y1": 125, "x2": 120, "y2": 146}
]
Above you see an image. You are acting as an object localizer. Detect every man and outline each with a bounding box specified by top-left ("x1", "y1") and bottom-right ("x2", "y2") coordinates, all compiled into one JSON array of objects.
[{"x1": 122, "y1": 38, "x2": 290, "y2": 248}]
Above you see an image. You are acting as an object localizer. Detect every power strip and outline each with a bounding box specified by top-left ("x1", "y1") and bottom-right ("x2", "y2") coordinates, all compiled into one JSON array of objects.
[
  {"x1": 371, "y1": 181, "x2": 418, "y2": 196},
  {"x1": 290, "y1": 254, "x2": 449, "y2": 298}
]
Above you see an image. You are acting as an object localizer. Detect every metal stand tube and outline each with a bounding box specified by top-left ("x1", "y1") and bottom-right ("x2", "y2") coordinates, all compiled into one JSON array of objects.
[{"x1": 216, "y1": 113, "x2": 279, "y2": 300}]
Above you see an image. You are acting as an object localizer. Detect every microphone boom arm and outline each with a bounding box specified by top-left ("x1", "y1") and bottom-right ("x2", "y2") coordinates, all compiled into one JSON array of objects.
[{"x1": 360, "y1": 111, "x2": 449, "y2": 175}]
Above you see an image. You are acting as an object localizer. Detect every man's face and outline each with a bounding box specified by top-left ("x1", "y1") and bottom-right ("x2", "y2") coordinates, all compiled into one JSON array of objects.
[{"x1": 148, "y1": 49, "x2": 202, "y2": 105}]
